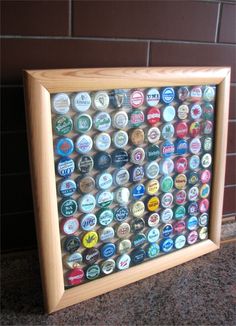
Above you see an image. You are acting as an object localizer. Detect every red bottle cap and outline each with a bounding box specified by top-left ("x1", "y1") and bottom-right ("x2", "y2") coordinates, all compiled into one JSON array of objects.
[
  {"x1": 67, "y1": 268, "x2": 84, "y2": 285},
  {"x1": 175, "y1": 157, "x2": 188, "y2": 173},
  {"x1": 146, "y1": 107, "x2": 161, "y2": 125},
  {"x1": 175, "y1": 122, "x2": 188, "y2": 138}
]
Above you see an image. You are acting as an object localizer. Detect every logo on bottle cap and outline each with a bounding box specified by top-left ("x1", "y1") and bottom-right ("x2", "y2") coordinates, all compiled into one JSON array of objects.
[
  {"x1": 201, "y1": 153, "x2": 212, "y2": 168},
  {"x1": 55, "y1": 137, "x2": 74, "y2": 156},
  {"x1": 59, "y1": 179, "x2": 76, "y2": 197},
  {"x1": 161, "y1": 208, "x2": 173, "y2": 223},
  {"x1": 113, "y1": 130, "x2": 129, "y2": 148},
  {"x1": 74, "y1": 114, "x2": 92, "y2": 133},
  {"x1": 93, "y1": 112, "x2": 111, "y2": 131},
  {"x1": 175, "y1": 190, "x2": 187, "y2": 205},
  {"x1": 92, "y1": 91, "x2": 109, "y2": 110},
  {"x1": 175, "y1": 157, "x2": 188, "y2": 173},
  {"x1": 96, "y1": 172, "x2": 113, "y2": 190},
  {"x1": 147, "y1": 127, "x2": 161, "y2": 143},
  {"x1": 147, "y1": 107, "x2": 161, "y2": 125},
  {"x1": 176, "y1": 122, "x2": 188, "y2": 138},
  {"x1": 94, "y1": 132, "x2": 111, "y2": 151},
  {"x1": 163, "y1": 106, "x2": 176, "y2": 122},
  {"x1": 114, "y1": 168, "x2": 130, "y2": 186},
  {"x1": 52, "y1": 93, "x2": 70, "y2": 114},
  {"x1": 147, "y1": 197, "x2": 160, "y2": 212},
  {"x1": 67, "y1": 268, "x2": 84, "y2": 286},
  {"x1": 60, "y1": 217, "x2": 79, "y2": 235},
  {"x1": 130, "y1": 128, "x2": 145, "y2": 146},
  {"x1": 75, "y1": 135, "x2": 93, "y2": 154},
  {"x1": 189, "y1": 121, "x2": 201, "y2": 137},
  {"x1": 189, "y1": 138, "x2": 201, "y2": 154},
  {"x1": 161, "y1": 140, "x2": 175, "y2": 158},
  {"x1": 82, "y1": 231, "x2": 99, "y2": 248},
  {"x1": 112, "y1": 111, "x2": 129, "y2": 129},
  {"x1": 188, "y1": 186, "x2": 199, "y2": 201},
  {"x1": 72, "y1": 92, "x2": 91, "y2": 112},
  {"x1": 97, "y1": 208, "x2": 114, "y2": 226},
  {"x1": 77, "y1": 155, "x2": 94, "y2": 174},
  {"x1": 96, "y1": 191, "x2": 113, "y2": 208},
  {"x1": 178, "y1": 87, "x2": 189, "y2": 101},
  {"x1": 190, "y1": 104, "x2": 202, "y2": 119},
  {"x1": 130, "y1": 109, "x2": 145, "y2": 127},
  {"x1": 60, "y1": 198, "x2": 78, "y2": 217},
  {"x1": 53, "y1": 115, "x2": 73, "y2": 136},
  {"x1": 147, "y1": 228, "x2": 160, "y2": 243},
  {"x1": 57, "y1": 157, "x2": 75, "y2": 177},
  {"x1": 177, "y1": 105, "x2": 189, "y2": 120},
  {"x1": 130, "y1": 90, "x2": 144, "y2": 108},
  {"x1": 146, "y1": 88, "x2": 160, "y2": 106},
  {"x1": 116, "y1": 254, "x2": 131, "y2": 270},
  {"x1": 162, "y1": 87, "x2": 175, "y2": 103},
  {"x1": 147, "y1": 213, "x2": 160, "y2": 227},
  {"x1": 79, "y1": 194, "x2": 96, "y2": 213},
  {"x1": 190, "y1": 87, "x2": 202, "y2": 101},
  {"x1": 146, "y1": 179, "x2": 159, "y2": 196},
  {"x1": 81, "y1": 213, "x2": 97, "y2": 231}
]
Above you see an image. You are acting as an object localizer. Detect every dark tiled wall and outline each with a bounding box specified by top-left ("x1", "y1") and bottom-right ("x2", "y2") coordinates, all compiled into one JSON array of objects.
[{"x1": 1, "y1": 0, "x2": 236, "y2": 251}]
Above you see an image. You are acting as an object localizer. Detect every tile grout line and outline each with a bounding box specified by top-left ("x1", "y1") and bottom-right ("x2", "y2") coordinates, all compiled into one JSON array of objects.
[
  {"x1": 146, "y1": 41, "x2": 150, "y2": 67},
  {"x1": 214, "y1": 2, "x2": 222, "y2": 43},
  {"x1": 1, "y1": 35, "x2": 236, "y2": 47}
]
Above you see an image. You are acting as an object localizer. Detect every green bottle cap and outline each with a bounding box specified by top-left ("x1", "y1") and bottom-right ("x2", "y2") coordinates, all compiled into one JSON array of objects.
[{"x1": 53, "y1": 115, "x2": 73, "y2": 136}]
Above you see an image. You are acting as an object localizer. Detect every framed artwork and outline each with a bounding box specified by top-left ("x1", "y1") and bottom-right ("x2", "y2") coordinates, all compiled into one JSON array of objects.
[{"x1": 23, "y1": 67, "x2": 230, "y2": 313}]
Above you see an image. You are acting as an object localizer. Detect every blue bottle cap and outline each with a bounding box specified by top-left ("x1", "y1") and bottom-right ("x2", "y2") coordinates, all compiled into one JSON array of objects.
[
  {"x1": 161, "y1": 224, "x2": 173, "y2": 238},
  {"x1": 188, "y1": 202, "x2": 199, "y2": 215},
  {"x1": 175, "y1": 139, "x2": 188, "y2": 155},
  {"x1": 187, "y1": 216, "x2": 198, "y2": 230},
  {"x1": 130, "y1": 248, "x2": 146, "y2": 264},
  {"x1": 100, "y1": 242, "x2": 116, "y2": 259},
  {"x1": 55, "y1": 137, "x2": 74, "y2": 156},
  {"x1": 132, "y1": 233, "x2": 146, "y2": 247},
  {"x1": 86, "y1": 264, "x2": 101, "y2": 280},
  {"x1": 56, "y1": 157, "x2": 75, "y2": 177},
  {"x1": 160, "y1": 238, "x2": 174, "y2": 252},
  {"x1": 114, "y1": 206, "x2": 129, "y2": 222},
  {"x1": 162, "y1": 87, "x2": 175, "y2": 103},
  {"x1": 94, "y1": 151, "x2": 112, "y2": 171},
  {"x1": 161, "y1": 140, "x2": 175, "y2": 158},
  {"x1": 131, "y1": 183, "x2": 145, "y2": 200}
]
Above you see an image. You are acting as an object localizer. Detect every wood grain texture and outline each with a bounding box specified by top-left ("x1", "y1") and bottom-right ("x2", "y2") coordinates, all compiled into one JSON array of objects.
[{"x1": 23, "y1": 67, "x2": 230, "y2": 313}]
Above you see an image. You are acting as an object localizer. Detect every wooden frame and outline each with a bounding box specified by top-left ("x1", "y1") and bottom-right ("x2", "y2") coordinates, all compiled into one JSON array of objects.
[{"x1": 24, "y1": 67, "x2": 230, "y2": 313}]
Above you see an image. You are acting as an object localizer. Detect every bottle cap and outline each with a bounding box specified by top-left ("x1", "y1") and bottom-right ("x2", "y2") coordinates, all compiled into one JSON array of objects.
[
  {"x1": 190, "y1": 104, "x2": 202, "y2": 119},
  {"x1": 80, "y1": 213, "x2": 97, "y2": 231},
  {"x1": 82, "y1": 231, "x2": 99, "y2": 248},
  {"x1": 72, "y1": 92, "x2": 91, "y2": 112},
  {"x1": 86, "y1": 264, "x2": 101, "y2": 280},
  {"x1": 203, "y1": 103, "x2": 214, "y2": 120},
  {"x1": 160, "y1": 176, "x2": 173, "y2": 192},
  {"x1": 162, "y1": 106, "x2": 176, "y2": 122},
  {"x1": 187, "y1": 216, "x2": 198, "y2": 230},
  {"x1": 173, "y1": 221, "x2": 186, "y2": 234},
  {"x1": 187, "y1": 230, "x2": 198, "y2": 245},
  {"x1": 115, "y1": 187, "x2": 130, "y2": 205},
  {"x1": 130, "y1": 109, "x2": 145, "y2": 127},
  {"x1": 146, "y1": 212, "x2": 160, "y2": 227},
  {"x1": 199, "y1": 213, "x2": 208, "y2": 227},
  {"x1": 53, "y1": 115, "x2": 73, "y2": 136},
  {"x1": 67, "y1": 268, "x2": 84, "y2": 286},
  {"x1": 174, "y1": 235, "x2": 186, "y2": 249},
  {"x1": 175, "y1": 139, "x2": 188, "y2": 155},
  {"x1": 63, "y1": 252, "x2": 83, "y2": 269},
  {"x1": 190, "y1": 86, "x2": 202, "y2": 101},
  {"x1": 116, "y1": 222, "x2": 131, "y2": 238},
  {"x1": 94, "y1": 132, "x2": 111, "y2": 151},
  {"x1": 130, "y1": 248, "x2": 146, "y2": 264},
  {"x1": 113, "y1": 130, "x2": 129, "y2": 148},
  {"x1": 178, "y1": 87, "x2": 190, "y2": 101},
  {"x1": 177, "y1": 104, "x2": 189, "y2": 120},
  {"x1": 112, "y1": 111, "x2": 128, "y2": 129},
  {"x1": 99, "y1": 226, "x2": 115, "y2": 242},
  {"x1": 175, "y1": 157, "x2": 188, "y2": 173},
  {"x1": 201, "y1": 153, "x2": 212, "y2": 168},
  {"x1": 60, "y1": 217, "x2": 79, "y2": 235},
  {"x1": 145, "y1": 161, "x2": 159, "y2": 179},
  {"x1": 200, "y1": 169, "x2": 211, "y2": 184},
  {"x1": 199, "y1": 227, "x2": 208, "y2": 240},
  {"x1": 110, "y1": 89, "x2": 127, "y2": 108},
  {"x1": 78, "y1": 194, "x2": 96, "y2": 213},
  {"x1": 77, "y1": 155, "x2": 94, "y2": 174},
  {"x1": 111, "y1": 149, "x2": 129, "y2": 168},
  {"x1": 147, "y1": 228, "x2": 160, "y2": 243},
  {"x1": 96, "y1": 191, "x2": 113, "y2": 208},
  {"x1": 161, "y1": 140, "x2": 175, "y2": 158},
  {"x1": 131, "y1": 201, "x2": 145, "y2": 217},
  {"x1": 132, "y1": 233, "x2": 146, "y2": 247},
  {"x1": 96, "y1": 172, "x2": 113, "y2": 190},
  {"x1": 75, "y1": 135, "x2": 93, "y2": 154},
  {"x1": 113, "y1": 168, "x2": 130, "y2": 186},
  {"x1": 203, "y1": 137, "x2": 212, "y2": 152},
  {"x1": 146, "y1": 88, "x2": 160, "y2": 106},
  {"x1": 52, "y1": 93, "x2": 70, "y2": 114},
  {"x1": 146, "y1": 144, "x2": 160, "y2": 161},
  {"x1": 130, "y1": 147, "x2": 145, "y2": 165},
  {"x1": 160, "y1": 238, "x2": 174, "y2": 252},
  {"x1": 189, "y1": 138, "x2": 201, "y2": 154},
  {"x1": 74, "y1": 114, "x2": 92, "y2": 133},
  {"x1": 159, "y1": 158, "x2": 174, "y2": 175},
  {"x1": 175, "y1": 122, "x2": 188, "y2": 138},
  {"x1": 174, "y1": 205, "x2": 186, "y2": 220},
  {"x1": 131, "y1": 183, "x2": 145, "y2": 200},
  {"x1": 203, "y1": 86, "x2": 215, "y2": 102},
  {"x1": 59, "y1": 179, "x2": 77, "y2": 197},
  {"x1": 199, "y1": 199, "x2": 209, "y2": 213},
  {"x1": 114, "y1": 206, "x2": 129, "y2": 222},
  {"x1": 146, "y1": 107, "x2": 161, "y2": 125},
  {"x1": 161, "y1": 208, "x2": 173, "y2": 223},
  {"x1": 146, "y1": 179, "x2": 159, "y2": 196},
  {"x1": 174, "y1": 174, "x2": 187, "y2": 190},
  {"x1": 93, "y1": 112, "x2": 111, "y2": 131},
  {"x1": 200, "y1": 184, "x2": 210, "y2": 199},
  {"x1": 162, "y1": 87, "x2": 175, "y2": 103},
  {"x1": 56, "y1": 157, "x2": 75, "y2": 177},
  {"x1": 188, "y1": 202, "x2": 199, "y2": 215},
  {"x1": 161, "y1": 123, "x2": 175, "y2": 140},
  {"x1": 188, "y1": 186, "x2": 199, "y2": 201},
  {"x1": 131, "y1": 218, "x2": 145, "y2": 233},
  {"x1": 147, "y1": 126, "x2": 161, "y2": 143},
  {"x1": 118, "y1": 239, "x2": 132, "y2": 254},
  {"x1": 59, "y1": 198, "x2": 78, "y2": 218},
  {"x1": 130, "y1": 90, "x2": 144, "y2": 108},
  {"x1": 55, "y1": 137, "x2": 74, "y2": 157},
  {"x1": 92, "y1": 91, "x2": 109, "y2": 110},
  {"x1": 100, "y1": 243, "x2": 116, "y2": 259},
  {"x1": 64, "y1": 235, "x2": 81, "y2": 253},
  {"x1": 77, "y1": 175, "x2": 95, "y2": 194},
  {"x1": 94, "y1": 151, "x2": 112, "y2": 171},
  {"x1": 83, "y1": 248, "x2": 100, "y2": 265},
  {"x1": 101, "y1": 259, "x2": 115, "y2": 275},
  {"x1": 129, "y1": 165, "x2": 145, "y2": 182},
  {"x1": 189, "y1": 121, "x2": 201, "y2": 137},
  {"x1": 202, "y1": 120, "x2": 213, "y2": 134},
  {"x1": 97, "y1": 208, "x2": 114, "y2": 226},
  {"x1": 175, "y1": 189, "x2": 187, "y2": 205},
  {"x1": 130, "y1": 128, "x2": 145, "y2": 146},
  {"x1": 189, "y1": 155, "x2": 200, "y2": 170},
  {"x1": 146, "y1": 196, "x2": 160, "y2": 212},
  {"x1": 161, "y1": 193, "x2": 173, "y2": 208},
  {"x1": 146, "y1": 243, "x2": 160, "y2": 258}
]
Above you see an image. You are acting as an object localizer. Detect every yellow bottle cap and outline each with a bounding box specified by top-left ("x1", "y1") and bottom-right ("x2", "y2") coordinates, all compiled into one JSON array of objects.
[
  {"x1": 147, "y1": 196, "x2": 160, "y2": 212},
  {"x1": 82, "y1": 231, "x2": 98, "y2": 248},
  {"x1": 146, "y1": 179, "x2": 159, "y2": 195}
]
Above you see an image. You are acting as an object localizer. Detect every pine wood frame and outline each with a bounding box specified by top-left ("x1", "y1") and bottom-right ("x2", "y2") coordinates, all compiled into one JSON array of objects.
[{"x1": 23, "y1": 67, "x2": 230, "y2": 313}]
